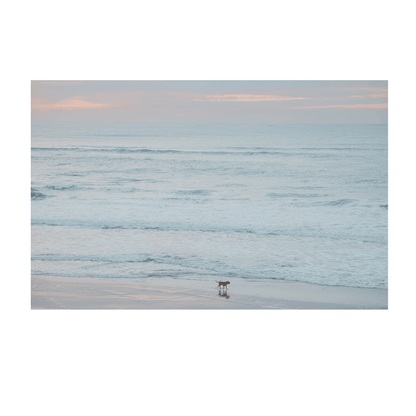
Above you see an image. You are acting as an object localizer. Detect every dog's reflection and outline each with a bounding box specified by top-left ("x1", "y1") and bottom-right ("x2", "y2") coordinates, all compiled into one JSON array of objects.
[{"x1": 218, "y1": 288, "x2": 230, "y2": 299}]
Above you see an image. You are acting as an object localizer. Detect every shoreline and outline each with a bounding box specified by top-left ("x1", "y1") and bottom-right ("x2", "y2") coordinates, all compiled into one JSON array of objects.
[{"x1": 31, "y1": 275, "x2": 388, "y2": 309}]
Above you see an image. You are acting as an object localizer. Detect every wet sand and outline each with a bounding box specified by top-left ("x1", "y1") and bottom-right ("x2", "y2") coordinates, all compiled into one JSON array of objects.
[{"x1": 31, "y1": 275, "x2": 387, "y2": 309}]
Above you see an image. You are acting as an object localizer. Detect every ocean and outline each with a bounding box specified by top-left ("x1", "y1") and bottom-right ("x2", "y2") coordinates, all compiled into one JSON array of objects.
[{"x1": 31, "y1": 122, "x2": 388, "y2": 289}]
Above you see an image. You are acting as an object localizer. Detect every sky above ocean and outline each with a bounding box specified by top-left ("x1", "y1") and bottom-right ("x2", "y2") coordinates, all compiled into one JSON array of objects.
[{"x1": 31, "y1": 81, "x2": 387, "y2": 124}]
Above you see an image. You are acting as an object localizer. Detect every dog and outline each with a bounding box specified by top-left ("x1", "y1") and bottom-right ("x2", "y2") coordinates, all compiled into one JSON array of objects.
[{"x1": 216, "y1": 280, "x2": 230, "y2": 290}]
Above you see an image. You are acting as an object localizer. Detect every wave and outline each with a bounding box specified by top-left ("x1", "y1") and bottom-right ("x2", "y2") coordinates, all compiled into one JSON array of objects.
[
  {"x1": 321, "y1": 199, "x2": 356, "y2": 206},
  {"x1": 221, "y1": 146, "x2": 364, "y2": 152},
  {"x1": 30, "y1": 146, "x2": 269, "y2": 156},
  {"x1": 175, "y1": 189, "x2": 212, "y2": 196},
  {"x1": 31, "y1": 190, "x2": 46, "y2": 200},
  {"x1": 31, "y1": 221, "x2": 387, "y2": 245},
  {"x1": 46, "y1": 185, "x2": 78, "y2": 191},
  {"x1": 267, "y1": 192, "x2": 326, "y2": 199},
  {"x1": 31, "y1": 254, "x2": 160, "y2": 264},
  {"x1": 31, "y1": 252, "x2": 387, "y2": 290},
  {"x1": 31, "y1": 146, "x2": 337, "y2": 158}
]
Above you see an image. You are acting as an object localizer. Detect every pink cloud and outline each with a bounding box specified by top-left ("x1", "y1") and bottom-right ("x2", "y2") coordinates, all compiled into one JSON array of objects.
[
  {"x1": 350, "y1": 94, "x2": 388, "y2": 98},
  {"x1": 32, "y1": 98, "x2": 120, "y2": 111},
  {"x1": 34, "y1": 81, "x2": 84, "y2": 87},
  {"x1": 286, "y1": 103, "x2": 388, "y2": 110},
  {"x1": 193, "y1": 94, "x2": 311, "y2": 102}
]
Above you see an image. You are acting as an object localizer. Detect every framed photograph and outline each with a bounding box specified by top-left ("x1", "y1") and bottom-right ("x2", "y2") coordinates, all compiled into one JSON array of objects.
[{"x1": 15, "y1": 65, "x2": 404, "y2": 326}]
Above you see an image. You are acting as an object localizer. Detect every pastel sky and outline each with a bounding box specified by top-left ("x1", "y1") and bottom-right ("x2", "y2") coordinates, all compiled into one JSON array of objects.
[{"x1": 31, "y1": 81, "x2": 387, "y2": 123}]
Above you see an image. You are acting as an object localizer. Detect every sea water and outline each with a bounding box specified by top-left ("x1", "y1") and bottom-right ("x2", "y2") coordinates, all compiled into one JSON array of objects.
[{"x1": 31, "y1": 123, "x2": 388, "y2": 289}]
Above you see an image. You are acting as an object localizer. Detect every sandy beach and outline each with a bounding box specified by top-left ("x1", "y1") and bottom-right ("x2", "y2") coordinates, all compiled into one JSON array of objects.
[{"x1": 31, "y1": 275, "x2": 387, "y2": 309}]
